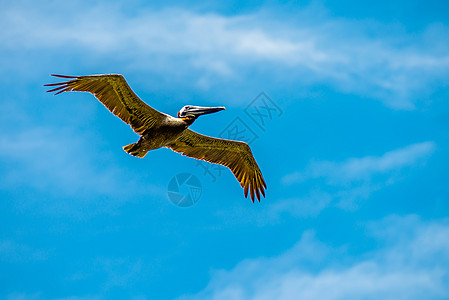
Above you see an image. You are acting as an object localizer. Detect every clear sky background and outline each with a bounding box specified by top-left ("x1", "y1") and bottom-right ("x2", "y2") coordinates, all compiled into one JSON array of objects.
[{"x1": 1, "y1": 0, "x2": 449, "y2": 299}]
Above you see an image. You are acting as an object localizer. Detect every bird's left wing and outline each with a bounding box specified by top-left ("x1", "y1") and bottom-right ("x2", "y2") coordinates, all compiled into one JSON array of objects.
[
  {"x1": 45, "y1": 74, "x2": 166, "y2": 135},
  {"x1": 168, "y1": 129, "x2": 266, "y2": 202}
]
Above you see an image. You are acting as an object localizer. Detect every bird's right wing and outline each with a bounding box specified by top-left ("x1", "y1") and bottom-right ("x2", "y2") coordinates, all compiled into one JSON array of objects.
[
  {"x1": 45, "y1": 74, "x2": 166, "y2": 135},
  {"x1": 168, "y1": 129, "x2": 266, "y2": 202}
]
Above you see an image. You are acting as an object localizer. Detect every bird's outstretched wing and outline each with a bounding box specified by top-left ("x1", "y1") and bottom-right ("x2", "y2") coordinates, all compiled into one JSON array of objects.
[
  {"x1": 168, "y1": 129, "x2": 266, "y2": 202},
  {"x1": 45, "y1": 74, "x2": 166, "y2": 135}
]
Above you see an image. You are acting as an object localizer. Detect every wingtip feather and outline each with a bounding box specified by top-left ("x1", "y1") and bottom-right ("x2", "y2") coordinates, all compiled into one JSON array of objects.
[{"x1": 50, "y1": 74, "x2": 78, "y2": 79}]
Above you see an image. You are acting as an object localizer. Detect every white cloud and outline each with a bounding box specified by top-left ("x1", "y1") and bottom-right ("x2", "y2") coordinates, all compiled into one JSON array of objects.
[
  {"x1": 275, "y1": 141, "x2": 437, "y2": 215},
  {"x1": 0, "y1": 119, "x2": 166, "y2": 217},
  {"x1": 1, "y1": 2, "x2": 448, "y2": 108},
  {"x1": 180, "y1": 215, "x2": 449, "y2": 300},
  {"x1": 283, "y1": 141, "x2": 436, "y2": 185},
  {"x1": 0, "y1": 126, "x2": 163, "y2": 197}
]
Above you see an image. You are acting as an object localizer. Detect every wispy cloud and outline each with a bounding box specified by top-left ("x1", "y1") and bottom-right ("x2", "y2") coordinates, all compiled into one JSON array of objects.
[
  {"x1": 180, "y1": 215, "x2": 449, "y2": 300},
  {"x1": 0, "y1": 126, "x2": 164, "y2": 198},
  {"x1": 1, "y1": 2, "x2": 448, "y2": 108},
  {"x1": 277, "y1": 141, "x2": 436, "y2": 214},
  {"x1": 283, "y1": 141, "x2": 436, "y2": 185},
  {"x1": 0, "y1": 118, "x2": 166, "y2": 217},
  {"x1": 213, "y1": 191, "x2": 332, "y2": 227}
]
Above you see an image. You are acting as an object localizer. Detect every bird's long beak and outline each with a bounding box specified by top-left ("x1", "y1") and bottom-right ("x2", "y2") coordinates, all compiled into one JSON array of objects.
[{"x1": 187, "y1": 106, "x2": 226, "y2": 117}]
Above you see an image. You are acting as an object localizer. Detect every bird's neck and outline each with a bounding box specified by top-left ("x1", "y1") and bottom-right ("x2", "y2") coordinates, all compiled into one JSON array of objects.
[{"x1": 180, "y1": 116, "x2": 196, "y2": 127}]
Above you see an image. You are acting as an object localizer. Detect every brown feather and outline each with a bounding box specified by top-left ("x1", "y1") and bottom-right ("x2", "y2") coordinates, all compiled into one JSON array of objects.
[
  {"x1": 45, "y1": 74, "x2": 166, "y2": 135},
  {"x1": 168, "y1": 129, "x2": 266, "y2": 202}
]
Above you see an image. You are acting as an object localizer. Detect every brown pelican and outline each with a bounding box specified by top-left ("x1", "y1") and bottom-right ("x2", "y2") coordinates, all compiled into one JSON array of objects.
[{"x1": 45, "y1": 74, "x2": 266, "y2": 202}]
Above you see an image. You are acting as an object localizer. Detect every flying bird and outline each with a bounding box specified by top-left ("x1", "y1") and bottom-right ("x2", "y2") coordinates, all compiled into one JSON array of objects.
[{"x1": 45, "y1": 74, "x2": 266, "y2": 202}]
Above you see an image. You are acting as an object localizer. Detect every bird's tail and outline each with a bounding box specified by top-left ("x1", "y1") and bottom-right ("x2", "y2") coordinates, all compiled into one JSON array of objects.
[{"x1": 123, "y1": 142, "x2": 148, "y2": 158}]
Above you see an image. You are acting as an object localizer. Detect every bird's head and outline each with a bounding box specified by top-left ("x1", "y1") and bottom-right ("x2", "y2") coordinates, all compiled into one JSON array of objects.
[{"x1": 177, "y1": 105, "x2": 225, "y2": 123}]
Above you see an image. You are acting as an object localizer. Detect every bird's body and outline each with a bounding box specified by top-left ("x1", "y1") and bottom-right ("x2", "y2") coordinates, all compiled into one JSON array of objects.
[
  {"x1": 45, "y1": 74, "x2": 266, "y2": 202},
  {"x1": 124, "y1": 115, "x2": 188, "y2": 157}
]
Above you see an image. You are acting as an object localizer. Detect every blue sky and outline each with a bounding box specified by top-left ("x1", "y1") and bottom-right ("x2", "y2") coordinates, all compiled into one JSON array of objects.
[{"x1": 1, "y1": 0, "x2": 449, "y2": 299}]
